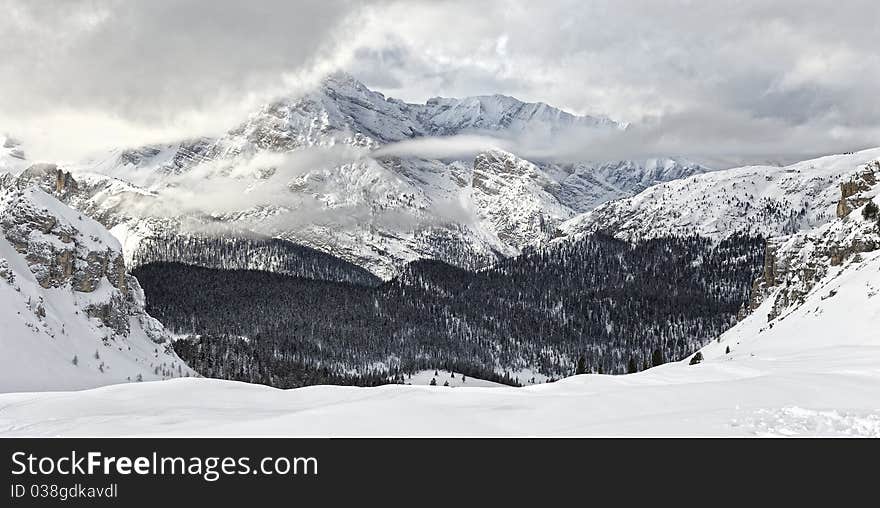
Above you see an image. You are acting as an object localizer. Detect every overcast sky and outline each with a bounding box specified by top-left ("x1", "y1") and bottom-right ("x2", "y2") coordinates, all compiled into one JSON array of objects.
[{"x1": 1, "y1": 0, "x2": 878, "y2": 165}]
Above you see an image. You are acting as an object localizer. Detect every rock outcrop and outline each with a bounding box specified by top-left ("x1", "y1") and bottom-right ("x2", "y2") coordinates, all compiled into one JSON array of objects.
[
  {"x1": 0, "y1": 184, "x2": 196, "y2": 391},
  {"x1": 748, "y1": 161, "x2": 879, "y2": 321},
  {"x1": 0, "y1": 187, "x2": 125, "y2": 293},
  {"x1": 2, "y1": 186, "x2": 152, "y2": 336},
  {"x1": 836, "y1": 162, "x2": 877, "y2": 218}
]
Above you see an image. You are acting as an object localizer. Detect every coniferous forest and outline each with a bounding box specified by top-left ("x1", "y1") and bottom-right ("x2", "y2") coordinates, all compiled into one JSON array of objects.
[
  {"x1": 133, "y1": 233, "x2": 765, "y2": 388},
  {"x1": 132, "y1": 234, "x2": 381, "y2": 286}
]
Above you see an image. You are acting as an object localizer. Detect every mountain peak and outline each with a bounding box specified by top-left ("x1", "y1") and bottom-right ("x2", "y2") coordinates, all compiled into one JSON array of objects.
[{"x1": 320, "y1": 71, "x2": 371, "y2": 93}]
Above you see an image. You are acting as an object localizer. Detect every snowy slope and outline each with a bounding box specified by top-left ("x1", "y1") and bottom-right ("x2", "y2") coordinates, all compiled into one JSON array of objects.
[
  {"x1": 402, "y1": 370, "x2": 505, "y2": 388},
  {"x1": 0, "y1": 185, "x2": 195, "y2": 392},
  {"x1": 705, "y1": 250, "x2": 880, "y2": 365},
  {"x1": 562, "y1": 148, "x2": 880, "y2": 241},
  {"x1": 420, "y1": 93, "x2": 619, "y2": 135}
]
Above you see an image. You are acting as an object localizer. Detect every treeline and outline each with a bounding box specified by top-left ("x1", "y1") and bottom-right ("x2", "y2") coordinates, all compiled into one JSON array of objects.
[
  {"x1": 131, "y1": 234, "x2": 380, "y2": 286},
  {"x1": 134, "y1": 233, "x2": 765, "y2": 388}
]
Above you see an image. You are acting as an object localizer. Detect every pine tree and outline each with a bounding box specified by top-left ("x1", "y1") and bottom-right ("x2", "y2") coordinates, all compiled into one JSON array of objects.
[
  {"x1": 575, "y1": 355, "x2": 587, "y2": 375},
  {"x1": 429, "y1": 378, "x2": 437, "y2": 386},
  {"x1": 725, "y1": 345, "x2": 731, "y2": 354},
  {"x1": 72, "y1": 355, "x2": 78, "y2": 366},
  {"x1": 689, "y1": 352, "x2": 704, "y2": 365},
  {"x1": 862, "y1": 201, "x2": 878, "y2": 220},
  {"x1": 627, "y1": 357, "x2": 638, "y2": 373},
  {"x1": 651, "y1": 348, "x2": 665, "y2": 367}
]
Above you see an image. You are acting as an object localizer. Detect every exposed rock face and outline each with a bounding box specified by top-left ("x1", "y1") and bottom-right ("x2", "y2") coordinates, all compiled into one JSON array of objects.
[
  {"x1": 0, "y1": 187, "x2": 137, "y2": 335},
  {"x1": 0, "y1": 183, "x2": 197, "y2": 391},
  {"x1": 742, "y1": 159, "x2": 879, "y2": 321},
  {"x1": 17, "y1": 163, "x2": 79, "y2": 198},
  {"x1": 470, "y1": 150, "x2": 572, "y2": 250},
  {"x1": 0, "y1": 189, "x2": 125, "y2": 294},
  {"x1": 836, "y1": 163, "x2": 877, "y2": 218}
]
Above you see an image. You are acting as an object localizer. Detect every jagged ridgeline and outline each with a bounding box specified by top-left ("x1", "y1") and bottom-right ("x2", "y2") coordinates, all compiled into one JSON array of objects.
[
  {"x1": 135, "y1": 233, "x2": 765, "y2": 388},
  {"x1": 131, "y1": 234, "x2": 381, "y2": 286}
]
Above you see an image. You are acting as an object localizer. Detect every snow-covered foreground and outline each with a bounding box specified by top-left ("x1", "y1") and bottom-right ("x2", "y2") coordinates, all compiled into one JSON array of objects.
[
  {"x1": 0, "y1": 348, "x2": 878, "y2": 436},
  {"x1": 404, "y1": 370, "x2": 506, "y2": 388},
  {"x1": 2, "y1": 247, "x2": 878, "y2": 439}
]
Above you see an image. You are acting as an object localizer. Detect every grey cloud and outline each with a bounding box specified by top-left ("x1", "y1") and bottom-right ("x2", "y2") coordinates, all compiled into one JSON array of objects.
[
  {"x1": 354, "y1": 0, "x2": 880, "y2": 164},
  {"x1": 1, "y1": 0, "x2": 358, "y2": 118},
  {"x1": 3, "y1": 0, "x2": 879, "y2": 165},
  {"x1": 0, "y1": 0, "x2": 375, "y2": 159}
]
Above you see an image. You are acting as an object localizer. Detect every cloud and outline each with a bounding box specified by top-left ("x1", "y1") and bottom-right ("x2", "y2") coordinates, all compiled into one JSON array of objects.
[
  {"x1": 351, "y1": 0, "x2": 880, "y2": 165},
  {"x1": 3, "y1": 0, "x2": 878, "y2": 165},
  {"x1": 371, "y1": 135, "x2": 508, "y2": 160},
  {"x1": 0, "y1": 0, "x2": 371, "y2": 160},
  {"x1": 90, "y1": 142, "x2": 475, "y2": 234}
]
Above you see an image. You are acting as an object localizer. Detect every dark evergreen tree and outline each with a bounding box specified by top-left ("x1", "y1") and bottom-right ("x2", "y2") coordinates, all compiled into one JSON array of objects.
[
  {"x1": 627, "y1": 357, "x2": 638, "y2": 374},
  {"x1": 862, "y1": 201, "x2": 878, "y2": 220},
  {"x1": 576, "y1": 356, "x2": 587, "y2": 375},
  {"x1": 651, "y1": 349, "x2": 665, "y2": 368}
]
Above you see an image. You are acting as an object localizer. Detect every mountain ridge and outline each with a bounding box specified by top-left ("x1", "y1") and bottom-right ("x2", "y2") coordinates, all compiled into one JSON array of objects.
[{"x1": 31, "y1": 74, "x2": 705, "y2": 278}]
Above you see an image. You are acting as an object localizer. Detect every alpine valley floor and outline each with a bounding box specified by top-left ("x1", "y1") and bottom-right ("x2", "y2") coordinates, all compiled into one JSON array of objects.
[{"x1": 2, "y1": 251, "x2": 878, "y2": 437}]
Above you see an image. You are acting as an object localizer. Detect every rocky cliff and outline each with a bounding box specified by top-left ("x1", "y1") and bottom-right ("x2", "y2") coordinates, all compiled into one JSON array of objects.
[
  {"x1": 0, "y1": 184, "x2": 195, "y2": 392},
  {"x1": 747, "y1": 161, "x2": 879, "y2": 321}
]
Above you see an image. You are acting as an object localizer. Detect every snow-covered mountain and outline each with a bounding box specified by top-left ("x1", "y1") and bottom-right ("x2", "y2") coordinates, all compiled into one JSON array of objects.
[
  {"x1": 562, "y1": 147, "x2": 880, "y2": 353},
  {"x1": 50, "y1": 73, "x2": 707, "y2": 278},
  {"x1": 0, "y1": 181, "x2": 195, "y2": 392},
  {"x1": 561, "y1": 148, "x2": 880, "y2": 241}
]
